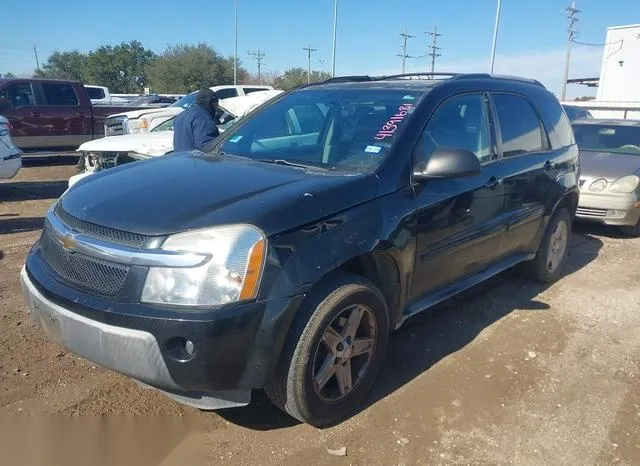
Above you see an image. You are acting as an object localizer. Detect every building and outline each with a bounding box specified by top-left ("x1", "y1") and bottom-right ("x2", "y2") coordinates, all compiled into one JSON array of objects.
[
  {"x1": 596, "y1": 24, "x2": 640, "y2": 102},
  {"x1": 563, "y1": 24, "x2": 640, "y2": 120}
]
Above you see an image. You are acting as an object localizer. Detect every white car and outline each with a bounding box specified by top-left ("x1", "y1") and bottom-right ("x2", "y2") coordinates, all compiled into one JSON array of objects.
[
  {"x1": 0, "y1": 115, "x2": 22, "y2": 179},
  {"x1": 103, "y1": 85, "x2": 276, "y2": 136},
  {"x1": 70, "y1": 90, "x2": 283, "y2": 188}
]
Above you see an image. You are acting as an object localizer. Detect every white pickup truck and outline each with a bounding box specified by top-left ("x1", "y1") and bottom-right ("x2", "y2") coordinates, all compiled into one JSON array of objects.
[
  {"x1": 70, "y1": 90, "x2": 283, "y2": 188},
  {"x1": 103, "y1": 84, "x2": 274, "y2": 136},
  {"x1": 84, "y1": 85, "x2": 130, "y2": 105}
]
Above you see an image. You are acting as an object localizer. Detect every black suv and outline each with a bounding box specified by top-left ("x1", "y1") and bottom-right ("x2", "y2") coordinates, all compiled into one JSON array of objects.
[{"x1": 21, "y1": 73, "x2": 579, "y2": 427}]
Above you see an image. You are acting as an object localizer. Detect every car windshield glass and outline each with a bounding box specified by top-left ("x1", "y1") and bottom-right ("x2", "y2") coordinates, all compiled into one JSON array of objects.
[
  {"x1": 170, "y1": 92, "x2": 197, "y2": 109},
  {"x1": 217, "y1": 88, "x2": 423, "y2": 173},
  {"x1": 573, "y1": 124, "x2": 640, "y2": 155}
]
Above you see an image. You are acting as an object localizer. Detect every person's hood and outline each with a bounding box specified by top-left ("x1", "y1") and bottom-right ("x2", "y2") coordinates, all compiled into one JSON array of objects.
[
  {"x1": 579, "y1": 150, "x2": 640, "y2": 181},
  {"x1": 60, "y1": 152, "x2": 377, "y2": 237},
  {"x1": 77, "y1": 132, "x2": 173, "y2": 155}
]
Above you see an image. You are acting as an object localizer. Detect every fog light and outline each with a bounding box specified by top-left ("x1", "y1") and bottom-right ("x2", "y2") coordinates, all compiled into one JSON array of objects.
[
  {"x1": 185, "y1": 339, "x2": 195, "y2": 356},
  {"x1": 607, "y1": 209, "x2": 627, "y2": 218}
]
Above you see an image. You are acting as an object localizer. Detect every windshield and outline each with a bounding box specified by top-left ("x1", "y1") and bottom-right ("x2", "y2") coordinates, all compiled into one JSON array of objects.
[
  {"x1": 170, "y1": 92, "x2": 197, "y2": 109},
  {"x1": 573, "y1": 124, "x2": 640, "y2": 155},
  {"x1": 217, "y1": 88, "x2": 423, "y2": 173}
]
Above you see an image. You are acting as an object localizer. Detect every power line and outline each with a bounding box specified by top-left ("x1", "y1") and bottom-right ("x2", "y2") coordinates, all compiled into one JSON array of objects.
[
  {"x1": 248, "y1": 49, "x2": 266, "y2": 84},
  {"x1": 571, "y1": 38, "x2": 623, "y2": 47},
  {"x1": 302, "y1": 45, "x2": 318, "y2": 84},
  {"x1": 397, "y1": 27, "x2": 416, "y2": 74},
  {"x1": 426, "y1": 26, "x2": 442, "y2": 74},
  {"x1": 561, "y1": 1, "x2": 580, "y2": 101}
]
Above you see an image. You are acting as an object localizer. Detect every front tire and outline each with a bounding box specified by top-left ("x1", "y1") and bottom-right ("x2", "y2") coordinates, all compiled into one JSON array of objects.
[
  {"x1": 265, "y1": 273, "x2": 389, "y2": 427},
  {"x1": 524, "y1": 207, "x2": 571, "y2": 283}
]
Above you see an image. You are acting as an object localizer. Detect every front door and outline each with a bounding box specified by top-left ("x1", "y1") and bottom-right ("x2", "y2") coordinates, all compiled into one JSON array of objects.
[
  {"x1": 37, "y1": 82, "x2": 92, "y2": 148},
  {"x1": 410, "y1": 92, "x2": 506, "y2": 301},
  {"x1": 0, "y1": 81, "x2": 49, "y2": 149}
]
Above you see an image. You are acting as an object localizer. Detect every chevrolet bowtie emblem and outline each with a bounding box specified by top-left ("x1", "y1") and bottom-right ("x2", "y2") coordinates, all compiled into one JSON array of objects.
[{"x1": 58, "y1": 233, "x2": 78, "y2": 251}]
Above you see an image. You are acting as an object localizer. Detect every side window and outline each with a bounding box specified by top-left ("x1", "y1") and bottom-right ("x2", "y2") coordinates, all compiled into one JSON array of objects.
[
  {"x1": 243, "y1": 87, "x2": 266, "y2": 94},
  {"x1": 215, "y1": 88, "x2": 238, "y2": 99},
  {"x1": 0, "y1": 83, "x2": 36, "y2": 108},
  {"x1": 493, "y1": 94, "x2": 544, "y2": 157},
  {"x1": 416, "y1": 93, "x2": 492, "y2": 164},
  {"x1": 41, "y1": 83, "x2": 79, "y2": 106},
  {"x1": 290, "y1": 105, "x2": 324, "y2": 134},
  {"x1": 86, "y1": 87, "x2": 105, "y2": 100}
]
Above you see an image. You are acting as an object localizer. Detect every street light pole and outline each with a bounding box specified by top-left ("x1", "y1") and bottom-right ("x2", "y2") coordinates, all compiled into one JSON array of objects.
[
  {"x1": 234, "y1": 0, "x2": 238, "y2": 85},
  {"x1": 489, "y1": 0, "x2": 502, "y2": 74},
  {"x1": 331, "y1": 0, "x2": 338, "y2": 77}
]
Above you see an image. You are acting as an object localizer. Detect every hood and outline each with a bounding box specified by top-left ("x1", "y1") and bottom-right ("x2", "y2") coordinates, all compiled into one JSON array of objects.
[
  {"x1": 579, "y1": 150, "x2": 640, "y2": 180},
  {"x1": 60, "y1": 153, "x2": 377, "y2": 237},
  {"x1": 221, "y1": 90, "x2": 284, "y2": 118},
  {"x1": 77, "y1": 132, "x2": 173, "y2": 154},
  {"x1": 107, "y1": 106, "x2": 183, "y2": 120}
]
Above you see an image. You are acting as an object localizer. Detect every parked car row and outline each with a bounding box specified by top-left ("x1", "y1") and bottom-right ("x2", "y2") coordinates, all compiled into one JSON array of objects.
[{"x1": 17, "y1": 72, "x2": 640, "y2": 430}]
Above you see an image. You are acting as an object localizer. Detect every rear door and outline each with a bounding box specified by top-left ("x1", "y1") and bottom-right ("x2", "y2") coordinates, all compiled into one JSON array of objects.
[
  {"x1": 490, "y1": 92, "x2": 555, "y2": 259},
  {"x1": 0, "y1": 81, "x2": 49, "y2": 149},
  {"x1": 36, "y1": 81, "x2": 92, "y2": 148},
  {"x1": 410, "y1": 92, "x2": 506, "y2": 300}
]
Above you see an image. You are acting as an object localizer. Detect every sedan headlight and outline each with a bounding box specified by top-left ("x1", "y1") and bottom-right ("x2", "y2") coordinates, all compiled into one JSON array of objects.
[
  {"x1": 588, "y1": 178, "x2": 607, "y2": 192},
  {"x1": 141, "y1": 225, "x2": 266, "y2": 307},
  {"x1": 609, "y1": 175, "x2": 640, "y2": 194},
  {"x1": 128, "y1": 118, "x2": 149, "y2": 134}
]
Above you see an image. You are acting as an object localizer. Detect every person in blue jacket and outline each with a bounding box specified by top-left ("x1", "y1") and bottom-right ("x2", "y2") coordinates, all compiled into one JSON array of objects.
[{"x1": 173, "y1": 88, "x2": 220, "y2": 152}]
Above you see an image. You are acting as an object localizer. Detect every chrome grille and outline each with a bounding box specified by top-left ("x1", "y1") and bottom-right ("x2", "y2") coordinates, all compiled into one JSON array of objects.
[
  {"x1": 576, "y1": 207, "x2": 607, "y2": 217},
  {"x1": 104, "y1": 116, "x2": 128, "y2": 136},
  {"x1": 40, "y1": 221, "x2": 130, "y2": 296},
  {"x1": 55, "y1": 205, "x2": 146, "y2": 248}
]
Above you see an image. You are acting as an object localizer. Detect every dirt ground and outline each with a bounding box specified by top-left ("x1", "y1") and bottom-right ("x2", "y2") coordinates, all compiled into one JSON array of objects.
[{"x1": 1, "y1": 157, "x2": 639, "y2": 466}]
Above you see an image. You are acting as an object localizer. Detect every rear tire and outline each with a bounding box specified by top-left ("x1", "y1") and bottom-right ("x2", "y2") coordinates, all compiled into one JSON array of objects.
[
  {"x1": 265, "y1": 273, "x2": 389, "y2": 427},
  {"x1": 620, "y1": 219, "x2": 640, "y2": 238},
  {"x1": 523, "y1": 207, "x2": 571, "y2": 283}
]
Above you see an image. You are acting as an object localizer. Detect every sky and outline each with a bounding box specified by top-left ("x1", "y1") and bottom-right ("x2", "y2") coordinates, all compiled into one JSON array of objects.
[{"x1": 0, "y1": 0, "x2": 637, "y2": 98}]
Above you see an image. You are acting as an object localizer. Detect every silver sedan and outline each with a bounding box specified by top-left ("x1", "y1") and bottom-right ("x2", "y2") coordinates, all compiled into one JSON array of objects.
[{"x1": 572, "y1": 119, "x2": 640, "y2": 237}]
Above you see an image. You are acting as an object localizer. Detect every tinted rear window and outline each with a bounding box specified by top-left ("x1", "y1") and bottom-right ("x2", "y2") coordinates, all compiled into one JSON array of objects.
[
  {"x1": 42, "y1": 83, "x2": 79, "y2": 106},
  {"x1": 493, "y1": 93, "x2": 545, "y2": 157},
  {"x1": 86, "y1": 87, "x2": 106, "y2": 100}
]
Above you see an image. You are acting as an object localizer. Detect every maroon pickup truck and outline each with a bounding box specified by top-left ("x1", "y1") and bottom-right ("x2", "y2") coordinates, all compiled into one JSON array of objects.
[{"x1": 0, "y1": 78, "x2": 151, "y2": 151}]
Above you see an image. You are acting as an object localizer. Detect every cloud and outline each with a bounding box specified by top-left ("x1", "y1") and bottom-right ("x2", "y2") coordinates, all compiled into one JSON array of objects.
[{"x1": 365, "y1": 46, "x2": 603, "y2": 100}]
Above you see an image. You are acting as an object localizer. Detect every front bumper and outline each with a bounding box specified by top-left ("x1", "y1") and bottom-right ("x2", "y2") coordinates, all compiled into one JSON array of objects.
[
  {"x1": 21, "y1": 256, "x2": 303, "y2": 410},
  {"x1": 576, "y1": 191, "x2": 640, "y2": 226}
]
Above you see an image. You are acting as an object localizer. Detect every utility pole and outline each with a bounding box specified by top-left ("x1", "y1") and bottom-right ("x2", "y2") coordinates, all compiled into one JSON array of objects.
[
  {"x1": 562, "y1": 1, "x2": 580, "y2": 101},
  {"x1": 397, "y1": 27, "x2": 415, "y2": 74},
  {"x1": 319, "y1": 58, "x2": 326, "y2": 72},
  {"x1": 489, "y1": 0, "x2": 502, "y2": 73},
  {"x1": 426, "y1": 26, "x2": 442, "y2": 74},
  {"x1": 248, "y1": 49, "x2": 266, "y2": 84},
  {"x1": 233, "y1": 0, "x2": 238, "y2": 85},
  {"x1": 33, "y1": 45, "x2": 40, "y2": 72},
  {"x1": 331, "y1": 0, "x2": 339, "y2": 77},
  {"x1": 303, "y1": 45, "x2": 318, "y2": 84}
]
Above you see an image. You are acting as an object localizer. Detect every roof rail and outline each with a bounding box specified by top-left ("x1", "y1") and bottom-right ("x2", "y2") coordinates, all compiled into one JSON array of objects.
[
  {"x1": 453, "y1": 73, "x2": 546, "y2": 88},
  {"x1": 374, "y1": 72, "x2": 459, "y2": 80}
]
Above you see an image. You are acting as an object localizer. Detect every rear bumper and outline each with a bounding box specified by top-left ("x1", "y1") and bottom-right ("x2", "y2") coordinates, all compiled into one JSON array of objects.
[{"x1": 576, "y1": 192, "x2": 640, "y2": 226}]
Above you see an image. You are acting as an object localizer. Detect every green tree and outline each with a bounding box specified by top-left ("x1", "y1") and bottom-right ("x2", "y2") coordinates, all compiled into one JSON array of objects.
[
  {"x1": 147, "y1": 43, "x2": 248, "y2": 93},
  {"x1": 273, "y1": 67, "x2": 331, "y2": 90},
  {"x1": 85, "y1": 41, "x2": 156, "y2": 93},
  {"x1": 34, "y1": 51, "x2": 88, "y2": 81},
  {"x1": 1, "y1": 72, "x2": 16, "y2": 78}
]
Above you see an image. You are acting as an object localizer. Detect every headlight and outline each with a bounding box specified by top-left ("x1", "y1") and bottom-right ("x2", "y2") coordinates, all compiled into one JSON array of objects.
[
  {"x1": 128, "y1": 118, "x2": 149, "y2": 134},
  {"x1": 609, "y1": 175, "x2": 640, "y2": 194},
  {"x1": 588, "y1": 179, "x2": 607, "y2": 192},
  {"x1": 141, "y1": 225, "x2": 266, "y2": 307}
]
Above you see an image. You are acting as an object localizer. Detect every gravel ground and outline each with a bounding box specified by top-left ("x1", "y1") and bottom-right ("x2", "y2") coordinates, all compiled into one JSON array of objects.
[{"x1": 1, "y1": 157, "x2": 639, "y2": 465}]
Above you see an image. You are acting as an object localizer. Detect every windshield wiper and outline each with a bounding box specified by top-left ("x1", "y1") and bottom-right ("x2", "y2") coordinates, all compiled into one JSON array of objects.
[{"x1": 256, "y1": 159, "x2": 323, "y2": 170}]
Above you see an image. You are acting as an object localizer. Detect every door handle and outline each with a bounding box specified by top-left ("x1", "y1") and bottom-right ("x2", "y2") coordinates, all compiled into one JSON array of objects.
[
  {"x1": 485, "y1": 177, "x2": 503, "y2": 190},
  {"x1": 30, "y1": 112, "x2": 41, "y2": 117},
  {"x1": 544, "y1": 160, "x2": 556, "y2": 171}
]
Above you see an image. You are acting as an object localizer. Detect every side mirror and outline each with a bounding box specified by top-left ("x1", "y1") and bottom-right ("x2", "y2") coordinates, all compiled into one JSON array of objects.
[
  {"x1": 413, "y1": 147, "x2": 482, "y2": 181},
  {"x1": 0, "y1": 98, "x2": 11, "y2": 111}
]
